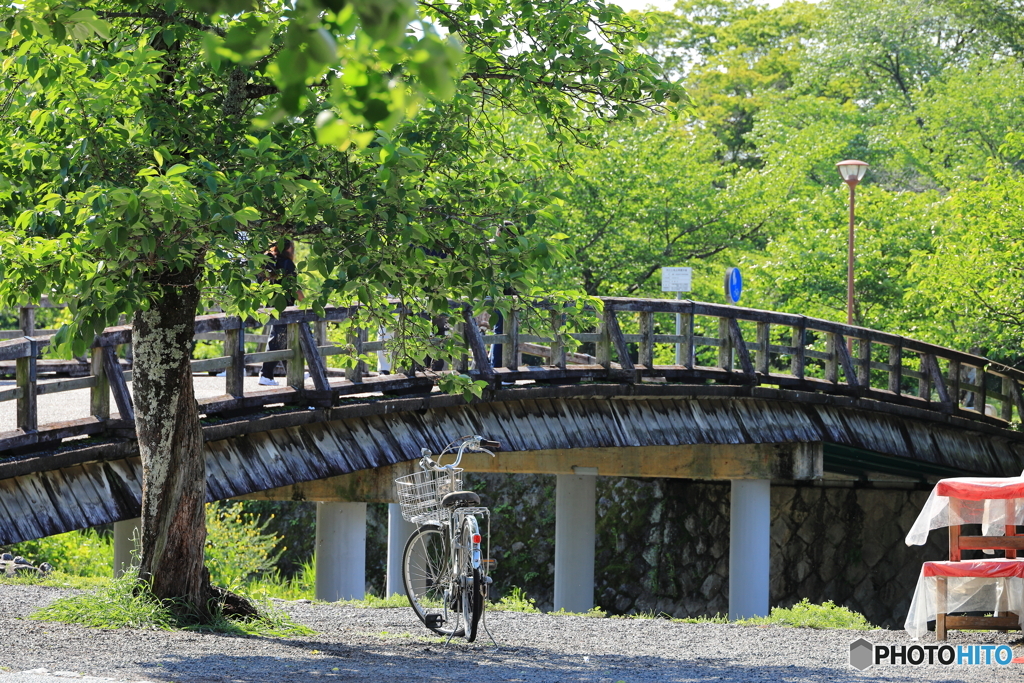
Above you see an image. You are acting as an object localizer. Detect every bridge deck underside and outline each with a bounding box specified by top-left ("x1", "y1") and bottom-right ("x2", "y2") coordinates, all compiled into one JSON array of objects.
[{"x1": 2, "y1": 385, "x2": 1023, "y2": 544}]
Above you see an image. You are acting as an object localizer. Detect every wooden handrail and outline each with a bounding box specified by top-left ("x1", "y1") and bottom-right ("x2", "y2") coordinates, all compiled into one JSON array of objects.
[{"x1": 1, "y1": 297, "x2": 1022, "y2": 453}]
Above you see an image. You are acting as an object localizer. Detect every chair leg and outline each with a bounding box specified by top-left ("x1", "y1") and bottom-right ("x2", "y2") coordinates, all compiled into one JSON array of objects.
[{"x1": 936, "y1": 577, "x2": 947, "y2": 641}]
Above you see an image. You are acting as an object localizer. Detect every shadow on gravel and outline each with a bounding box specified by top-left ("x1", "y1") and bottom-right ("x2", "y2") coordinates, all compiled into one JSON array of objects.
[{"x1": 127, "y1": 640, "x2": 982, "y2": 683}]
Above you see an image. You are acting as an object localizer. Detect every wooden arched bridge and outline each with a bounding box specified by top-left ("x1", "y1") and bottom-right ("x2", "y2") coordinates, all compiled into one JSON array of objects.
[{"x1": 2, "y1": 297, "x2": 1024, "y2": 618}]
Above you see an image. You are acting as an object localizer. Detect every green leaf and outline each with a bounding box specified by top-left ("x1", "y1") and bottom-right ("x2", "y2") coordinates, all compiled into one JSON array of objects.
[
  {"x1": 307, "y1": 28, "x2": 338, "y2": 65},
  {"x1": 232, "y1": 207, "x2": 260, "y2": 225},
  {"x1": 165, "y1": 164, "x2": 189, "y2": 176}
]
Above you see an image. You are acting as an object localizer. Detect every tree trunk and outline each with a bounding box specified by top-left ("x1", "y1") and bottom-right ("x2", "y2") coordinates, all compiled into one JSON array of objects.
[{"x1": 133, "y1": 269, "x2": 210, "y2": 619}]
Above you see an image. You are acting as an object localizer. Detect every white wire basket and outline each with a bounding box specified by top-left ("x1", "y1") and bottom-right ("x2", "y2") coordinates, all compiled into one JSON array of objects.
[{"x1": 395, "y1": 467, "x2": 463, "y2": 524}]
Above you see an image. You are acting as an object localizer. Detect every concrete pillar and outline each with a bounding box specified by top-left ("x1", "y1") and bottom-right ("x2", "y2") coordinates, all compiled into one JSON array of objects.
[
  {"x1": 729, "y1": 479, "x2": 771, "y2": 620},
  {"x1": 386, "y1": 503, "x2": 418, "y2": 597},
  {"x1": 315, "y1": 502, "x2": 367, "y2": 602},
  {"x1": 554, "y1": 468, "x2": 597, "y2": 612},
  {"x1": 113, "y1": 517, "x2": 140, "y2": 578}
]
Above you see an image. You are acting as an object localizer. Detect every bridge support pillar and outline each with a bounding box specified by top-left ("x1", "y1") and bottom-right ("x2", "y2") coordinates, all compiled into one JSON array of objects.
[
  {"x1": 315, "y1": 502, "x2": 366, "y2": 602},
  {"x1": 386, "y1": 503, "x2": 417, "y2": 597},
  {"x1": 729, "y1": 479, "x2": 770, "y2": 620},
  {"x1": 554, "y1": 468, "x2": 597, "y2": 613},
  {"x1": 113, "y1": 517, "x2": 140, "y2": 578}
]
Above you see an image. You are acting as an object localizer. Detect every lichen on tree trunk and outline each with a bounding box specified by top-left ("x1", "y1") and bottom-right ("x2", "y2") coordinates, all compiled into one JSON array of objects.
[{"x1": 132, "y1": 269, "x2": 211, "y2": 618}]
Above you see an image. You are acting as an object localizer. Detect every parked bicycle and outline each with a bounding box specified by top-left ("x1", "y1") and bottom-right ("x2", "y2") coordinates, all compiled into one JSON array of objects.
[{"x1": 396, "y1": 435, "x2": 500, "y2": 642}]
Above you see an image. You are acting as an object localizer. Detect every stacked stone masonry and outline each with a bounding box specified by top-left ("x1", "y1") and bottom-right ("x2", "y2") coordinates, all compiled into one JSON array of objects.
[{"x1": 463, "y1": 473, "x2": 946, "y2": 628}]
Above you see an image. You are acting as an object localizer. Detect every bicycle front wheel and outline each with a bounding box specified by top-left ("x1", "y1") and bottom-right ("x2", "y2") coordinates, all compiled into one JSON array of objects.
[{"x1": 403, "y1": 524, "x2": 464, "y2": 637}]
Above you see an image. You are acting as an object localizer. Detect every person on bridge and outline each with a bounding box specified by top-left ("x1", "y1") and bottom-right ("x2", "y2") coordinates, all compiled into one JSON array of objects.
[{"x1": 259, "y1": 239, "x2": 304, "y2": 387}]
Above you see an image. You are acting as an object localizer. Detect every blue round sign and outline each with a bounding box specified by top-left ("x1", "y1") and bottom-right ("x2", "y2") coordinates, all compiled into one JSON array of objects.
[{"x1": 726, "y1": 267, "x2": 742, "y2": 303}]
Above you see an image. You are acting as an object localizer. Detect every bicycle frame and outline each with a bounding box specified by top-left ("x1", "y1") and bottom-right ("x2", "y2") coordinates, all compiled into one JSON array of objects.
[{"x1": 399, "y1": 435, "x2": 498, "y2": 643}]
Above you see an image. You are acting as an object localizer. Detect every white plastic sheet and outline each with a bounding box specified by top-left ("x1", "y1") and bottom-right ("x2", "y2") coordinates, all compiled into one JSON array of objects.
[
  {"x1": 904, "y1": 560, "x2": 1024, "y2": 639},
  {"x1": 905, "y1": 475, "x2": 1024, "y2": 547}
]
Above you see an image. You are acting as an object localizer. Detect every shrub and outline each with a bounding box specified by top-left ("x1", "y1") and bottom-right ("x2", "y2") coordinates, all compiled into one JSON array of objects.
[
  {"x1": 205, "y1": 502, "x2": 284, "y2": 588},
  {"x1": 6, "y1": 528, "x2": 113, "y2": 577}
]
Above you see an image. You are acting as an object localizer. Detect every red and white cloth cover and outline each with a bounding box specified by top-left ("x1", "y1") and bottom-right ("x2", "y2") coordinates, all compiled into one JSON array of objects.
[
  {"x1": 905, "y1": 475, "x2": 1024, "y2": 547},
  {"x1": 905, "y1": 560, "x2": 1024, "y2": 639}
]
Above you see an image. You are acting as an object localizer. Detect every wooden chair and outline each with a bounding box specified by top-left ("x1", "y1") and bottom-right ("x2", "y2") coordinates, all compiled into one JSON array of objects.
[{"x1": 933, "y1": 490, "x2": 1024, "y2": 640}]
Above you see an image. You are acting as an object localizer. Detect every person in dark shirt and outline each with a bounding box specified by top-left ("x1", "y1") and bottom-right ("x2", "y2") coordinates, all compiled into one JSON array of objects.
[{"x1": 259, "y1": 239, "x2": 304, "y2": 386}]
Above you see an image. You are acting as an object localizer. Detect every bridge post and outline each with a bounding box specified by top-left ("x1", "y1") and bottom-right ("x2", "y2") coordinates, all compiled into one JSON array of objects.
[
  {"x1": 287, "y1": 323, "x2": 306, "y2": 389},
  {"x1": 113, "y1": 517, "x2": 140, "y2": 578},
  {"x1": 385, "y1": 503, "x2": 417, "y2": 597},
  {"x1": 315, "y1": 502, "x2": 367, "y2": 602},
  {"x1": 729, "y1": 479, "x2": 770, "y2": 620},
  {"x1": 554, "y1": 468, "x2": 597, "y2": 613}
]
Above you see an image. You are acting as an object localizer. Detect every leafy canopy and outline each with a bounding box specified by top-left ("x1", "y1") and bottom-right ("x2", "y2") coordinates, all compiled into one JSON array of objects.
[{"x1": 0, "y1": 0, "x2": 679, "y2": 363}]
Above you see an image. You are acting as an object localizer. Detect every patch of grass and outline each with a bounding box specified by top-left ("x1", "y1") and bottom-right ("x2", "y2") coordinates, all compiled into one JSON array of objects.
[
  {"x1": 29, "y1": 569, "x2": 313, "y2": 637},
  {"x1": 0, "y1": 570, "x2": 109, "y2": 590},
  {"x1": 491, "y1": 586, "x2": 540, "y2": 613},
  {"x1": 673, "y1": 613, "x2": 729, "y2": 624},
  {"x1": 376, "y1": 630, "x2": 444, "y2": 643},
  {"x1": 31, "y1": 571, "x2": 176, "y2": 630},
  {"x1": 737, "y1": 599, "x2": 874, "y2": 630},
  {"x1": 342, "y1": 593, "x2": 409, "y2": 609},
  {"x1": 551, "y1": 606, "x2": 607, "y2": 618},
  {"x1": 195, "y1": 599, "x2": 314, "y2": 638},
  {"x1": 612, "y1": 609, "x2": 673, "y2": 620},
  {"x1": 671, "y1": 600, "x2": 873, "y2": 630},
  {"x1": 244, "y1": 559, "x2": 316, "y2": 601}
]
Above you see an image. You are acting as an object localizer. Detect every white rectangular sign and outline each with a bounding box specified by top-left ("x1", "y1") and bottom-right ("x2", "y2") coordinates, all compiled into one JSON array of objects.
[{"x1": 661, "y1": 267, "x2": 692, "y2": 293}]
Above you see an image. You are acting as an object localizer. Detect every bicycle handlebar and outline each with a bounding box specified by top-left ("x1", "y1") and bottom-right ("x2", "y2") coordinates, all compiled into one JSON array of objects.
[{"x1": 419, "y1": 435, "x2": 499, "y2": 472}]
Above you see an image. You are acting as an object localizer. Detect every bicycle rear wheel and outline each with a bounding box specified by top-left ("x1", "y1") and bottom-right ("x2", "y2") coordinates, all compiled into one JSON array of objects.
[
  {"x1": 460, "y1": 516, "x2": 484, "y2": 642},
  {"x1": 402, "y1": 524, "x2": 464, "y2": 637}
]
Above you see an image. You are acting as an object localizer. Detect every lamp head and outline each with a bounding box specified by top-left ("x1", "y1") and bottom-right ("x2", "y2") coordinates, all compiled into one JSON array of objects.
[{"x1": 837, "y1": 160, "x2": 869, "y2": 186}]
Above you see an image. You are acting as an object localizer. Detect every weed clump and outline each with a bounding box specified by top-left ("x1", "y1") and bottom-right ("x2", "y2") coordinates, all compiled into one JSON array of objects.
[{"x1": 30, "y1": 568, "x2": 312, "y2": 637}]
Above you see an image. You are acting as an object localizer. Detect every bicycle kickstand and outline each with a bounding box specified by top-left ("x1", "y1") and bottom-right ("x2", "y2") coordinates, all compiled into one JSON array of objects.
[{"x1": 480, "y1": 608, "x2": 499, "y2": 648}]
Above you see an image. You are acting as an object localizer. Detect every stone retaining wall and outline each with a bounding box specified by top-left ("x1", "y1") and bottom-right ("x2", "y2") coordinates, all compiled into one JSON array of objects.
[{"x1": 464, "y1": 474, "x2": 946, "y2": 628}]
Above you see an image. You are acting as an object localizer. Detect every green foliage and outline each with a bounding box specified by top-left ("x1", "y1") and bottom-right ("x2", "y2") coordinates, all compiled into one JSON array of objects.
[
  {"x1": 920, "y1": 166, "x2": 1024, "y2": 356},
  {"x1": 231, "y1": 501, "x2": 318, "y2": 579},
  {"x1": 659, "y1": 0, "x2": 822, "y2": 160},
  {"x1": 670, "y1": 601, "x2": 873, "y2": 628},
  {"x1": 346, "y1": 593, "x2": 409, "y2": 608},
  {"x1": 244, "y1": 558, "x2": 317, "y2": 601},
  {"x1": 0, "y1": 570, "x2": 110, "y2": 590},
  {"x1": 738, "y1": 598, "x2": 875, "y2": 630},
  {"x1": 205, "y1": 502, "x2": 284, "y2": 588},
  {"x1": 551, "y1": 606, "x2": 607, "y2": 618},
  {"x1": 32, "y1": 569, "x2": 176, "y2": 630},
  {"x1": 31, "y1": 568, "x2": 313, "y2": 636},
  {"x1": 524, "y1": 114, "x2": 802, "y2": 296},
  {"x1": 0, "y1": 0, "x2": 673, "y2": 375},
  {"x1": 673, "y1": 613, "x2": 729, "y2": 624},
  {"x1": 5, "y1": 504, "x2": 288, "y2": 590},
  {"x1": 7, "y1": 528, "x2": 114, "y2": 578},
  {"x1": 437, "y1": 373, "x2": 489, "y2": 402},
  {"x1": 492, "y1": 586, "x2": 541, "y2": 613}
]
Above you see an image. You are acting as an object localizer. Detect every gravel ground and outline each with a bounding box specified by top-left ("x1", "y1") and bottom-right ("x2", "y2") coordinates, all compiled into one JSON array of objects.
[{"x1": 1, "y1": 585, "x2": 1023, "y2": 682}]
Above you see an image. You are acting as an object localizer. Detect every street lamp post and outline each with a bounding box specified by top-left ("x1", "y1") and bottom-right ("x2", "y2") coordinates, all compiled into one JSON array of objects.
[{"x1": 837, "y1": 160, "x2": 868, "y2": 326}]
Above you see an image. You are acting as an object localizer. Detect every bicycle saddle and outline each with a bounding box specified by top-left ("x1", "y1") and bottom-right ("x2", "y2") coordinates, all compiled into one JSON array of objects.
[{"x1": 441, "y1": 490, "x2": 481, "y2": 508}]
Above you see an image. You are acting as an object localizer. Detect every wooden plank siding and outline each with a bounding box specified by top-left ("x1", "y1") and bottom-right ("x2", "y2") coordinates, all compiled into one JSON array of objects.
[{"x1": 5, "y1": 384, "x2": 1024, "y2": 543}]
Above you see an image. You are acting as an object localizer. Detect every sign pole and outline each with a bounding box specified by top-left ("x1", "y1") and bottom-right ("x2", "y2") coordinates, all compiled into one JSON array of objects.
[
  {"x1": 675, "y1": 292, "x2": 682, "y2": 366},
  {"x1": 662, "y1": 267, "x2": 692, "y2": 367}
]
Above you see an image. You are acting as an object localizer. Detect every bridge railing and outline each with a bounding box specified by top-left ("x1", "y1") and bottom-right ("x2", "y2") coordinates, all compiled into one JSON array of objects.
[{"x1": 1, "y1": 297, "x2": 1022, "y2": 454}]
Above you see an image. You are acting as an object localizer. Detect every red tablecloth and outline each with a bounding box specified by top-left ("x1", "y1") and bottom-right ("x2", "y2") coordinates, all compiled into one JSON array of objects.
[{"x1": 923, "y1": 559, "x2": 1024, "y2": 578}]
